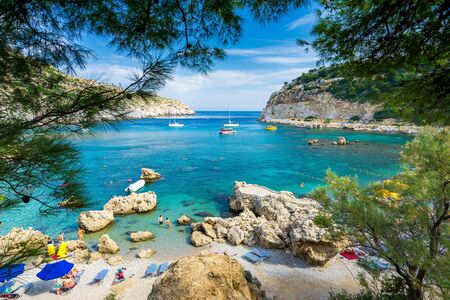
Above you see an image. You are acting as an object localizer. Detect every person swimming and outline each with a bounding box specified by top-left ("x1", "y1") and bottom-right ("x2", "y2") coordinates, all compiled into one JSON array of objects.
[
  {"x1": 158, "y1": 215, "x2": 163, "y2": 225},
  {"x1": 165, "y1": 218, "x2": 171, "y2": 227}
]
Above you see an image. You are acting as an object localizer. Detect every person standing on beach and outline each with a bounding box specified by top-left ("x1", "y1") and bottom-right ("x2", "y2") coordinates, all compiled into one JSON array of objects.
[
  {"x1": 57, "y1": 232, "x2": 64, "y2": 244},
  {"x1": 158, "y1": 215, "x2": 163, "y2": 225},
  {"x1": 165, "y1": 218, "x2": 171, "y2": 228},
  {"x1": 77, "y1": 227, "x2": 85, "y2": 241}
]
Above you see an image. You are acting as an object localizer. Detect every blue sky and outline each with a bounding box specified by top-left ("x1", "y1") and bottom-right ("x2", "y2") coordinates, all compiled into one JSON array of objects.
[{"x1": 78, "y1": 5, "x2": 321, "y2": 111}]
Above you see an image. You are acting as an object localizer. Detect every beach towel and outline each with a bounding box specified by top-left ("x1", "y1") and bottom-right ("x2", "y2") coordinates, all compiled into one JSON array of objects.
[
  {"x1": 340, "y1": 250, "x2": 358, "y2": 260},
  {"x1": 57, "y1": 242, "x2": 68, "y2": 259}
]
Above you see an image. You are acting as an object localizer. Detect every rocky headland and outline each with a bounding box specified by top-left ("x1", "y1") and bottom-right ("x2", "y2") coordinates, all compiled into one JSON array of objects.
[
  {"x1": 260, "y1": 68, "x2": 421, "y2": 134},
  {"x1": 190, "y1": 182, "x2": 348, "y2": 266}
]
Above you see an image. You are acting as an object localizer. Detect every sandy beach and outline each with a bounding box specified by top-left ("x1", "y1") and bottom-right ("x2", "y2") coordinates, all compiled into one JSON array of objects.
[{"x1": 14, "y1": 242, "x2": 363, "y2": 300}]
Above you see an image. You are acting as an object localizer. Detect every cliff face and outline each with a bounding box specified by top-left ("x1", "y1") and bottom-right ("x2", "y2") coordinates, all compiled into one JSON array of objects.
[{"x1": 260, "y1": 78, "x2": 380, "y2": 121}]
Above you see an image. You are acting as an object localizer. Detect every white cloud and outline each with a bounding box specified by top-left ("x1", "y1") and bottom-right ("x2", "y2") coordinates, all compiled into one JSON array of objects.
[
  {"x1": 77, "y1": 63, "x2": 135, "y2": 86},
  {"x1": 160, "y1": 67, "x2": 311, "y2": 110},
  {"x1": 254, "y1": 56, "x2": 317, "y2": 64},
  {"x1": 286, "y1": 13, "x2": 317, "y2": 31}
]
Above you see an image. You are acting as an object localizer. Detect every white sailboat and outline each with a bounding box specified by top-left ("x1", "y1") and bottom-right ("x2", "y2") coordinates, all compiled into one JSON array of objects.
[
  {"x1": 168, "y1": 115, "x2": 184, "y2": 127},
  {"x1": 223, "y1": 109, "x2": 239, "y2": 127}
]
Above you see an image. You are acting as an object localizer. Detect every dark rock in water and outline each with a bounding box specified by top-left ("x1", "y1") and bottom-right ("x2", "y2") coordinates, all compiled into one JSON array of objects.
[
  {"x1": 163, "y1": 208, "x2": 170, "y2": 212},
  {"x1": 178, "y1": 229, "x2": 184, "y2": 233},
  {"x1": 182, "y1": 200, "x2": 196, "y2": 207},
  {"x1": 194, "y1": 211, "x2": 214, "y2": 218},
  {"x1": 214, "y1": 194, "x2": 229, "y2": 203},
  {"x1": 125, "y1": 231, "x2": 133, "y2": 235},
  {"x1": 200, "y1": 200, "x2": 209, "y2": 205},
  {"x1": 220, "y1": 211, "x2": 235, "y2": 218},
  {"x1": 127, "y1": 220, "x2": 138, "y2": 225},
  {"x1": 128, "y1": 247, "x2": 138, "y2": 251}
]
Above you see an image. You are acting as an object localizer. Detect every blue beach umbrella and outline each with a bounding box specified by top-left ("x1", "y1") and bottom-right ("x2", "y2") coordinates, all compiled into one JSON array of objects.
[
  {"x1": 36, "y1": 260, "x2": 74, "y2": 281},
  {"x1": 0, "y1": 264, "x2": 25, "y2": 283}
]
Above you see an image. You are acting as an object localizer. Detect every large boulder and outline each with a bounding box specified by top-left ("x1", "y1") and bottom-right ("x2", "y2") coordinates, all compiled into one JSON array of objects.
[
  {"x1": 190, "y1": 231, "x2": 212, "y2": 247},
  {"x1": 289, "y1": 220, "x2": 347, "y2": 266},
  {"x1": 148, "y1": 253, "x2": 265, "y2": 300},
  {"x1": 0, "y1": 228, "x2": 47, "y2": 261},
  {"x1": 78, "y1": 210, "x2": 114, "y2": 232},
  {"x1": 255, "y1": 223, "x2": 285, "y2": 249},
  {"x1": 97, "y1": 234, "x2": 120, "y2": 254},
  {"x1": 104, "y1": 191, "x2": 157, "y2": 215},
  {"x1": 67, "y1": 240, "x2": 87, "y2": 252},
  {"x1": 140, "y1": 168, "x2": 161, "y2": 182},
  {"x1": 201, "y1": 223, "x2": 217, "y2": 239},
  {"x1": 130, "y1": 231, "x2": 154, "y2": 242},
  {"x1": 137, "y1": 249, "x2": 156, "y2": 258},
  {"x1": 177, "y1": 215, "x2": 192, "y2": 225},
  {"x1": 227, "y1": 226, "x2": 244, "y2": 245}
]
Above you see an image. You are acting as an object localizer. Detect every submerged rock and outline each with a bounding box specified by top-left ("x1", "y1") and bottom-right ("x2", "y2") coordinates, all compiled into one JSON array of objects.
[
  {"x1": 130, "y1": 231, "x2": 154, "y2": 242},
  {"x1": 78, "y1": 210, "x2": 114, "y2": 232},
  {"x1": 148, "y1": 253, "x2": 266, "y2": 300},
  {"x1": 98, "y1": 234, "x2": 120, "y2": 254},
  {"x1": 177, "y1": 215, "x2": 192, "y2": 225},
  {"x1": 140, "y1": 168, "x2": 161, "y2": 182},
  {"x1": 193, "y1": 211, "x2": 214, "y2": 218},
  {"x1": 104, "y1": 191, "x2": 157, "y2": 215}
]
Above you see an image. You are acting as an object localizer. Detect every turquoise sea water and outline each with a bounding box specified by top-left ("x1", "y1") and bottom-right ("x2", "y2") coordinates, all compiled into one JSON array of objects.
[{"x1": 0, "y1": 111, "x2": 411, "y2": 258}]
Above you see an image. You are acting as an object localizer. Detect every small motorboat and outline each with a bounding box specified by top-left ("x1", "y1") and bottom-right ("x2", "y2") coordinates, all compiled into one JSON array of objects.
[
  {"x1": 168, "y1": 115, "x2": 184, "y2": 127},
  {"x1": 265, "y1": 125, "x2": 277, "y2": 131},
  {"x1": 219, "y1": 128, "x2": 236, "y2": 135},
  {"x1": 125, "y1": 179, "x2": 145, "y2": 193}
]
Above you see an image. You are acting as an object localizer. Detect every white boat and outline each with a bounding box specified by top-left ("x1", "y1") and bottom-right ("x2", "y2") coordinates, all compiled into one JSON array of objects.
[
  {"x1": 169, "y1": 115, "x2": 184, "y2": 127},
  {"x1": 223, "y1": 109, "x2": 239, "y2": 127},
  {"x1": 125, "y1": 179, "x2": 145, "y2": 193}
]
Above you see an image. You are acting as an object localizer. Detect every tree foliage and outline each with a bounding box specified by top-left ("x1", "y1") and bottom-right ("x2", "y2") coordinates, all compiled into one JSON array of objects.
[
  {"x1": 0, "y1": 0, "x2": 307, "y2": 209},
  {"x1": 308, "y1": 0, "x2": 450, "y2": 124},
  {"x1": 312, "y1": 128, "x2": 450, "y2": 299}
]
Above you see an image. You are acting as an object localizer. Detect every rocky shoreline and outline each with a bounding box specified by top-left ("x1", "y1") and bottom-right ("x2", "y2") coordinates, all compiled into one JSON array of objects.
[
  {"x1": 261, "y1": 118, "x2": 421, "y2": 135},
  {"x1": 0, "y1": 176, "x2": 363, "y2": 299}
]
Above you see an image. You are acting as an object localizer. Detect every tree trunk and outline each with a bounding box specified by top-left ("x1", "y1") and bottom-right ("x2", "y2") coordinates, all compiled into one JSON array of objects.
[{"x1": 407, "y1": 285, "x2": 424, "y2": 300}]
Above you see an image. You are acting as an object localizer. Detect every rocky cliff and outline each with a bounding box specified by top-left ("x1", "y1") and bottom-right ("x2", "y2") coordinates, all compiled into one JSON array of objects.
[{"x1": 260, "y1": 69, "x2": 381, "y2": 121}]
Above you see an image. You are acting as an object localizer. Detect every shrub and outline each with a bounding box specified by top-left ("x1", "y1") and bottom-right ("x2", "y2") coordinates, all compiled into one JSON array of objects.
[
  {"x1": 349, "y1": 115, "x2": 360, "y2": 122},
  {"x1": 313, "y1": 214, "x2": 333, "y2": 228},
  {"x1": 324, "y1": 118, "x2": 332, "y2": 124},
  {"x1": 304, "y1": 116, "x2": 316, "y2": 121},
  {"x1": 373, "y1": 109, "x2": 399, "y2": 121}
]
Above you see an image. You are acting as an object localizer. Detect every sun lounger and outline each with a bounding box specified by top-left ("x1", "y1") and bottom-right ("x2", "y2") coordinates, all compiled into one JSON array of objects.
[
  {"x1": 144, "y1": 263, "x2": 158, "y2": 277},
  {"x1": 0, "y1": 280, "x2": 15, "y2": 295},
  {"x1": 243, "y1": 252, "x2": 264, "y2": 264},
  {"x1": 52, "y1": 270, "x2": 84, "y2": 295},
  {"x1": 91, "y1": 269, "x2": 109, "y2": 285},
  {"x1": 252, "y1": 248, "x2": 270, "y2": 258},
  {"x1": 157, "y1": 262, "x2": 168, "y2": 275}
]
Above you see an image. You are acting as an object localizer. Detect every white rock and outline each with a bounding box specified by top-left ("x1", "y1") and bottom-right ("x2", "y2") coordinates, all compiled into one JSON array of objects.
[
  {"x1": 78, "y1": 210, "x2": 114, "y2": 232},
  {"x1": 140, "y1": 168, "x2": 161, "y2": 182},
  {"x1": 98, "y1": 234, "x2": 120, "y2": 254},
  {"x1": 227, "y1": 226, "x2": 244, "y2": 245},
  {"x1": 130, "y1": 231, "x2": 154, "y2": 242},
  {"x1": 104, "y1": 191, "x2": 157, "y2": 215}
]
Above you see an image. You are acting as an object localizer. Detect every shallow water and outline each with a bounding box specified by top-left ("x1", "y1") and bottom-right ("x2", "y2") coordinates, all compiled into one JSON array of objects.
[{"x1": 0, "y1": 111, "x2": 411, "y2": 258}]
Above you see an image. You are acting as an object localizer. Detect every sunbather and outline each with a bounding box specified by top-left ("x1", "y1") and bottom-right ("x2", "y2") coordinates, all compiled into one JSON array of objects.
[
  {"x1": 56, "y1": 278, "x2": 74, "y2": 295},
  {"x1": 165, "y1": 218, "x2": 171, "y2": 227}
]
